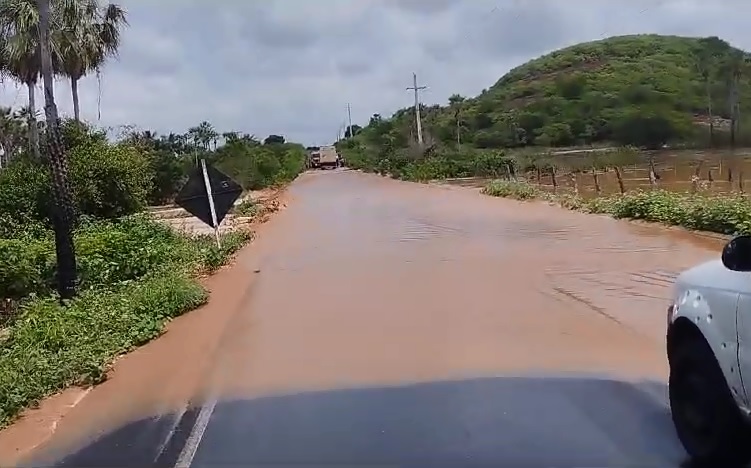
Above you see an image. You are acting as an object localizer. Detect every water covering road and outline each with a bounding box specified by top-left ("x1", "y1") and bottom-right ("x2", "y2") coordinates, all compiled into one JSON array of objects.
[{"x1": 36, "y1": 169, "x2": 724, "y2": 467}]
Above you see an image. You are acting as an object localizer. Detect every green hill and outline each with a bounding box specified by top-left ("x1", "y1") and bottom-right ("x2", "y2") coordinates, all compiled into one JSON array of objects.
[{"x1": 348, "y1": 34, "x2": 751, "y2": 152}]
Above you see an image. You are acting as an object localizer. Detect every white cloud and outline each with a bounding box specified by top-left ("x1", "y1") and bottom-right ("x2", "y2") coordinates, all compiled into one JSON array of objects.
[{"x1": 1, "y1": 0, "x2": 750, "y2": 145}]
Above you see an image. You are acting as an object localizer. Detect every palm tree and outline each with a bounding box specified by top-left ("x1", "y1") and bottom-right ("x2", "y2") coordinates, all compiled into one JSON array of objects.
[
  {"x1": 0, "y1": 0, "x2": 48, "y2": 159},
  {"x1": 186, "y1": 125, "x2": 201, "y2": 164},
  {"x1": 39, "y1": 0, "x2": 77, "y2": 299},
  {"x1": 57, "y1": 0, "x2": 126, "y2": 121},
  {"x1": 196, "y1": 120, "x2": 216, "y2": 150},
  {"x1": 448, "y1": 93, "x2": 465, "y2": 145},
  {"x1": 222, "y1": 131, "x2": 239, "y2": 144},
  {"x1": 0, "y1": 105, "x2": 28, "y2": 165}
]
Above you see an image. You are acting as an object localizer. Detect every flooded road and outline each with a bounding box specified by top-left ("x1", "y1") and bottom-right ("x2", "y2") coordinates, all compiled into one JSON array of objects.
[{"x1": 40, "y1": 169, "x2": 724, "y2": 467}]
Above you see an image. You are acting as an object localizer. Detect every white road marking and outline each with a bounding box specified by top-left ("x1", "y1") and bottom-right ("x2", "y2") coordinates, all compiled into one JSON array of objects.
[
  {"x1": 152, "y1": 405, "x2": 187, "y2": 463},
  {"x1": 174, "y1": 398, "x2": 217, "y2": 468}
]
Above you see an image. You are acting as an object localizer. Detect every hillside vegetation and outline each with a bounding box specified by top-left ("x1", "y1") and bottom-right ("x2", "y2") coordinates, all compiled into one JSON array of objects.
[{"x1": 339, "y1": 34, "x2": 751, "y2": 179}]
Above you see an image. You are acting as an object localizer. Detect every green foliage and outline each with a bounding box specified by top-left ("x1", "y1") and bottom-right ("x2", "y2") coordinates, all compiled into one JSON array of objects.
[
  {"x1": 213, "y1": 142, "x2": 306, "y2": 190},
  {"x1": 0, "y1": 216, "x2": 254, "y2": 426},
  {"x1": 263, "y1": 134, "x2": 286, "y2": 145},
  {"x1": 233, "y1": 198, "x2": 259, "y2": 217},
  {"x1": 339, "y1": 141, "x2": 515, "y2": 182},
  {"x1": 483, "y1": 180, "x2": 542, "y2": 200},
  {"x1": 482, "y1": 180, "x2": 751, "y2": 236},
  {"x1": 0, "y1": 271, "x2": 207, "y2": 426},
  {"x1": 146, "y1": 149, "x2": 186, "y2": 205},
  {"x1": 0, "y1": 122, "x2": 154, "y2": 236},
  {"x1": 587, "y1": 190, "x2": 751, "y2": 235},
  {"x1": 343, "y1": 34, "x2": 751, "y2": 177},
  {"x1": 192, "y1": 230, "x2": 253, "y2": 274},
  {"x1": 0, "y1": 216, "x2": 185, "y2": 302},
  {"x1": 0, "y1": 157, "x2": 51, "y2": 237},
  {"x1": 69, "y1": 139, "x2": 153, "y2": 219}
]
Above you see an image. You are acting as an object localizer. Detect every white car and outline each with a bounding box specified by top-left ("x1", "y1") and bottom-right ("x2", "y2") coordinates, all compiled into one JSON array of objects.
[{"x1": 667, "y1": 234, "x2": 751, "y2": 465}]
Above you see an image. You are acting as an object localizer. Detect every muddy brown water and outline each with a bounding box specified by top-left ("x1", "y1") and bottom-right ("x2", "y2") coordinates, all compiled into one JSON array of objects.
[
  {"x1": 206, "y1": 168, "x2": 722, "y2": 397},
  {"x1": 7, "y1": 168, "x2": 727, "y2": 465}
]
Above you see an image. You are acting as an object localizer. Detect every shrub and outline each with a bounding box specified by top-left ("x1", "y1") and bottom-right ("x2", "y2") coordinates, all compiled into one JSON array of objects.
[
  {"x1": 193, "y1": 230, "x2": 254, "y2": 274},
  {"x1": 0, "y1": 127, "x2": 155, "y2": 236},
  {"x1": 0, "y1": 271, "x2": 208, "y2": 425},
  {"x1": 589, "y1": 190, "x2": 751, "y2": 235},
  {"x1": 482, "y1": 180, "x2": 542, "y2": 200},
  {"x1": 214, "y1": 142, "x2": 307, "y2": 191},
  {"x1": 74, "y1": 215, "x2": 188, "y2": 287},
  {"x1": 482, "y1": 180, "x2": 751, "y2": 236},
  {"x1": 0, "y1": 221, "x2": 253, "y2": 426},
  {"x1": 233, "y1": 198, "x2": 258, "y2": 217},
  {"x1": 0, "y1": 237, "x2": 55, "y2": 300},
  {"x1": 146, "y1": 149, "x2": 187, "y2": 205},
  {"x1": 0, "y1": 158, "x2": 52, "y2": 238},
  {"x1": 0, "y1": 216, "x2": 184, "y2": 302},
  {"x1": 68, "y1": 140, "x2": 153, "y2": 219}
]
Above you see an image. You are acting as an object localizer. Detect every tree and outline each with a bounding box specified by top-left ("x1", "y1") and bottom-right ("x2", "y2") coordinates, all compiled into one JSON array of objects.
[
  {"x1": 612, "y1": 111, "x2": 682, "y2": 149},
  {"x1": 448, "y1": 94, "x2": 465, "y2": 144},
  {"x1": 38, "y1": 0, "x2": 77, "y2": 299},
  {"x1": 194, "y1": 120, "x2": 216, "y2": 150},
  {"x1": 718, "y1": 49, "x2": 748, "y2": 148},
  {"x1": 57, "y1": 0, "x2": 127, "y2": 121},
  {"x1": 222, "y1": 131, "x2": 238, "y2": 143},
  {"x1": 344, "y1": 124, "x2": 361, "y2": 138},
  {"x1": 263, "y1": 134, "x2": 285, "y2": 145},
  {"x1": 0, "y1": 0, "x2": 46, "y2": 159},
  {"x1": 0, "y1": 106, "x2": 28, "y2": 165},
  {"x1": 694, "y1": 36, "x2": 731, "y2": 146}
]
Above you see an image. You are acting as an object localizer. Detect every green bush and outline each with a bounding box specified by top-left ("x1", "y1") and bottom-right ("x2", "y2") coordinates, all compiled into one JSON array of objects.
[
  {"x1": 0, "y1": 219, "x2": 254, "y2": 426},
  {"x1": 233, "y1": 198, "x2": 259, "y2": 217},
  {"x1": 0, "y1": 126, "x2": 155, "y2": 237},
  {"x1": 588, "y1": 190, "x2": 751, "y2": 235},
  {"x1": 482, "y1": 180, "x2": 542, "y2": 200},
  {"x1": 339, "y1": 145, "x2": 516, "y2": 182},
  {"x1": 75, "y1": 215, "x2": 188, "y2": 287},
  {"x1": 0, "y1": 271, "x2": 208, "y2": 425},
  {"x1": 0, "y1": 237, "x2": 55, "y2": 300},
  {"x1": 0, "y1": 158, "x2": 52, "y2": 238},
  {"x1": 146, "y1": 148, "x2": 187, "y2": 205},
  {"x1": 69, "y1": 140, "x2": 153, "y2": 219},
  {"x1": 192, "y1": 230, "x2": 254, "y2": 274},
  {"x1": 0, "y1": 216, "x2": 187, "y2": 302},
  {"x1": 482, "y1": 180, "x2": 751, "y2": 236},
  {"x1": 214, "y1": 142, "x2": 307, "y2": 190}
]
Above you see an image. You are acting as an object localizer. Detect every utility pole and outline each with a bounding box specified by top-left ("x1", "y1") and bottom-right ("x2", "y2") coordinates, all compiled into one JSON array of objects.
[
  {"x1": 406, "y1": 72, "x2": 427, "y2": 145},
  {"x1": 347, "y1": 103, "x2": 353, "y2": 138},
  {"x1": 336, "y1": 123, "x2": 345, "y2": 143}
]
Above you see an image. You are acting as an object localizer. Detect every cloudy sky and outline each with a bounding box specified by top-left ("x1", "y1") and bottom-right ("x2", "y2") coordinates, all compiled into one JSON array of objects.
[{"x1": 1, "y1": 0, "x2": 749, "y2": 145}]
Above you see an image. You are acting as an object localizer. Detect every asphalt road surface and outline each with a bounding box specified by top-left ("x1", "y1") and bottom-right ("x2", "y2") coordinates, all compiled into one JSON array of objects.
[{"x1": 28, "y1": 169, "x2": 723, "y2": 467}]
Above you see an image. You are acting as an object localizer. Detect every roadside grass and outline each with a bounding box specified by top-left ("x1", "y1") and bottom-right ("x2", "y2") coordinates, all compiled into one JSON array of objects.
[
  {"x1": 0, "y1": 215, "x2": 253, "y2": 427},
  {"x1": 231, "y1": 198, "x2": 259, "y2": 217},
  {"x1": 482, "y1": 180, "x2": 751, "y2": 236}
]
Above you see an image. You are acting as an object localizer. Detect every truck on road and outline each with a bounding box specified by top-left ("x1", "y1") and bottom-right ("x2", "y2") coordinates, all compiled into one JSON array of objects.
[
  {"x1": 317, "y1": 145, "x2": 340, "y2": 170},
  {"x1": 306, "y1": 146, "x2": 321, "y2": 169}
]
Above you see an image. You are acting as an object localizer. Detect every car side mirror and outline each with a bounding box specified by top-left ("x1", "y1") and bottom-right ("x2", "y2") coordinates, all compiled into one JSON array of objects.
[{"x1": 722, "y1": 235, "x2": 751, "y2": 271}]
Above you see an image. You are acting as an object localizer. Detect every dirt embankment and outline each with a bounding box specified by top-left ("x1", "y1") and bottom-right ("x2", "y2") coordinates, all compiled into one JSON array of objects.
[{"x1": 0, "y1": 188, "x2": 290, "y2": 466}]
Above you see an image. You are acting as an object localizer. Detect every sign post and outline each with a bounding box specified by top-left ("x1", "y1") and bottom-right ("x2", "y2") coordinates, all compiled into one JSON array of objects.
[{"x1": 201, "y1": 158, "x2": 221, "y2": 248}]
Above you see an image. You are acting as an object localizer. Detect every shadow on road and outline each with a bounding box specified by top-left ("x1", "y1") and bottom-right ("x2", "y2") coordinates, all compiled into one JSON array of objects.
[{"x1": 28, "y1": 375, "x2": 689, "y2": 467}]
